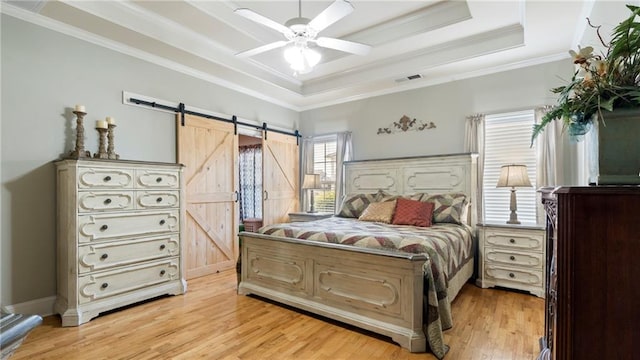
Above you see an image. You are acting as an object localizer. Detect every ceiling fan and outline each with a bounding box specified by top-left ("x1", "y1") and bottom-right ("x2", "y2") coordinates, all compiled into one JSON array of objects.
[{"x1": 234, "y1": 0, "x2": 371, "y2": 73}]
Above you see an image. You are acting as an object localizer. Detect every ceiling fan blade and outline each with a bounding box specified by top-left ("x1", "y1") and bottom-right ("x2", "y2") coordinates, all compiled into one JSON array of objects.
[
  {"x1": 308, "y1": 0, "x2": 354, "y2": 33},
  {"x1": 234, "y1": 8, "x2": 294, "y2": 37},
  {"x1": 315, "y1": 37, "x2": 371, "y2": 56},
  {"x1": 236, "y1": 41, "x2": 289, "y2": 58}
]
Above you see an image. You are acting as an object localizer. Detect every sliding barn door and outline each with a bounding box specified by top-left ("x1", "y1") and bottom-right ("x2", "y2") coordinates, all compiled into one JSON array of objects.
[
  {"x1": 262, "y1": 132, "x2": 299, "y2": 226},
  {"x1": 177, "y1": 114, "x2": 238, "y2": 279}
]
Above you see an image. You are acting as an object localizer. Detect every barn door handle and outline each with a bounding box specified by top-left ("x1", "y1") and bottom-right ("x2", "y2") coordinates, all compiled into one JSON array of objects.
[
  {"x1": 264, "y1": 190, "x2": 269, "y2": 200},
  {"x1": 234, "y1": 191, "x2": 239, "y2": 203}
]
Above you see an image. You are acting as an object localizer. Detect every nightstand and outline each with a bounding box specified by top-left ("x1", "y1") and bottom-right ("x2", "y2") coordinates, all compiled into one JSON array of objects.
[
  {"x1": 288, "y1": 212, "x2": 333, "y2": 222},
  {"x1": 476, "y1": 223, "x2": 546, "y2": 298}
]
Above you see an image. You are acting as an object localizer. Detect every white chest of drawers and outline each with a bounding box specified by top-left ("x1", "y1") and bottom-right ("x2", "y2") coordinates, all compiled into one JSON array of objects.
[
  {"x1": 54, "y1": 159, "x2": 186, "y2": 326},
  {"x1": 476, "y1": 223, "x2": 546, "y2": 298}
]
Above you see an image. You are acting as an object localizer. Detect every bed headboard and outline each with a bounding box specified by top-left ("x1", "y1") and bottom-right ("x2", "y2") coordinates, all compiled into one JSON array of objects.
[{"x1": 343, "y1": 153, "x2": 479, "y2": 229}]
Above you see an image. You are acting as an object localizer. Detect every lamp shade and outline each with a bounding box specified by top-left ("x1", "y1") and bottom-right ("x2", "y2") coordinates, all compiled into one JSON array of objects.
[
  {"x1": 496, "y1": 164, "x2": 532, "y2": 188},
  {"x1": 302, "y1": 174, "x2": 322, "y2": 190}
]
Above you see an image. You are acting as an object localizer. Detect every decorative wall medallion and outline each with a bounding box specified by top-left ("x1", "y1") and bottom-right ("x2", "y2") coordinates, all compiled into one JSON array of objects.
[{"x1": 377, "y1": 115, "x2": 436, "y2": 135}]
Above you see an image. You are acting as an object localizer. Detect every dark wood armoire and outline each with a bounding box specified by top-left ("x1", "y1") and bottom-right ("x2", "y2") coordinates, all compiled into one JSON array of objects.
[{"x1": 538, "y1": 187, "x2": 640, "y2": 360}]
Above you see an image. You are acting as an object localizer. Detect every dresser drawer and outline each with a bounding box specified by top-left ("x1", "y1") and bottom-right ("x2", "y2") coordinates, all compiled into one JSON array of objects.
[
  {"x1": 136, "y1": 191, "x2": 180, "y2": 209},
  {"x1": 78, "y1": 191, "x2": 134, "y2": 212},
  {"x1": 485, "y1": 230, "x2": 544, "y2": 252},
  {"x1": 78, "y1": 210, "x2": 179, "y2": 243},
  {"x1": 78, "y1": 258, "x2": 180, "y2": 304},
  {"x1": 78, "y1": 234, "x2": 180, "y2": 273},
  {"x1": 485, "y1": 249, "x2": 543, "y2": 269},
  {"x1": 485, "y1": 266, "x2": 543, "y2": 287},
  {"x1": 78, "y1": 168, "x2": 134, "y2": 189},
  {"x1": 135, "y1": 169, "x2": 179, "y2": 189}
]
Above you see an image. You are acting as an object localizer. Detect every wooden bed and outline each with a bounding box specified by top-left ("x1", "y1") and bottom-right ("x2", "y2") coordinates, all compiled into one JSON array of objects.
[{"x1": 238, "y1": 153, "x2": 478, "y2": 358}]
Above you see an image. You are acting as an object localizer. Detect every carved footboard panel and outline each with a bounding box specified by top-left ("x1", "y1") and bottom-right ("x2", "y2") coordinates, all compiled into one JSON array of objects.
[{"x1": 238, "y1": 232, "x2": 428, "y2": 352}]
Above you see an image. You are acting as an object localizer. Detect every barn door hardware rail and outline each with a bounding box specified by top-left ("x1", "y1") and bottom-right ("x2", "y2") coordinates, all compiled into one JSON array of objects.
[{"x1": 128, "y1": 97, "x2": 301, "y2": 143}]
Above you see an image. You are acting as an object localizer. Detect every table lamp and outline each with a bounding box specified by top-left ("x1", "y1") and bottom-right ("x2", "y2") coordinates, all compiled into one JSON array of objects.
[
  {"x1": 496, "y1": 164, "x2": 532, "y2": 224},
  {"x1": 302, "y1": 173, "x2": 322, "y2": 213}
]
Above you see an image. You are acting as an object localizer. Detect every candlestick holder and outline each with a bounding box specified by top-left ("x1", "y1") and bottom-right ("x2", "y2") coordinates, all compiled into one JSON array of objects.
[
  {"x1": 93, "y1": 127, "x2": 109, "y2": 159},
  {"x1": 68, "y1": 110, "x2": 91, "y2": 159},
  {"x1": 107, "y1": 124, "x2": 120, "y2": 160}
]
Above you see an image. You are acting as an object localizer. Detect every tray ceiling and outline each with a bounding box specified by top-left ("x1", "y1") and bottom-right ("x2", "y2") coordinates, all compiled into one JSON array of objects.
[{"x1": 2, "y1": 0, "x2": 630, "y2": 110}]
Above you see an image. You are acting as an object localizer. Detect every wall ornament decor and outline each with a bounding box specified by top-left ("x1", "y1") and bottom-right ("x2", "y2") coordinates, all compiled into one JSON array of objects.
[{"x1": 377, "y1": 115, "x2": 436, "y2": 135}]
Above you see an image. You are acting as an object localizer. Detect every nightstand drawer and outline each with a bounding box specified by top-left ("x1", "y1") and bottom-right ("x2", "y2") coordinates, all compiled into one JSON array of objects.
[
  {"x1": 484, "y1": 266, "x2": 543, "y2": 288},
  {"x1": 485, "y1": 230, "x2": 544, "y2": 252},
  {"x1": 485, "y1": 249, "x2": 543, "y2": 270}
]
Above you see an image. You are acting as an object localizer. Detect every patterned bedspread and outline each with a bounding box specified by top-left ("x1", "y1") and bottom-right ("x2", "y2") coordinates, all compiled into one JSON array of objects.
[{"x1": 259, "y1": 216, "x2": 474, "y2": 359}]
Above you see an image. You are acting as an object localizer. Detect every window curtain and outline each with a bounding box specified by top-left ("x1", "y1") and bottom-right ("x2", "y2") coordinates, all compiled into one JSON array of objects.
[
  {"x1": 464, "y1": 114, "x2": 485, "y2": 223},
  {"x1": 300, "y1": 137, "x2": 314, "y2": 212},
  {"x1": 535, "y1": 105, "x2": 566, "y2": 186},
  {"x1": 334, "y1": 131, "x2": 353, "y2": 210},
  {"x1": 238, "y1": 145, "x2": 262, "y2": 221}
]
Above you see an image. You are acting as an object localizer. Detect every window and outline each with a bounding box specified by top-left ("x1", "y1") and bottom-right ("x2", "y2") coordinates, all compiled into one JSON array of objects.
[
  {"x1": 310, "y1": 135, "x2": 337, "y2": 213},
  {"x1": 483, "y1": 110, "x2": 538, "y2": 224},
  {"x1": 238, "y1": 145, "x2": 262, "y2": 220}
]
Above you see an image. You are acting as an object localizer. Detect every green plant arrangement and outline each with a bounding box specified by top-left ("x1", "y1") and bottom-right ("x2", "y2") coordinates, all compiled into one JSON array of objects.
[{"x1": 532, "y1": 4, "x2": 640, "y2": 144}]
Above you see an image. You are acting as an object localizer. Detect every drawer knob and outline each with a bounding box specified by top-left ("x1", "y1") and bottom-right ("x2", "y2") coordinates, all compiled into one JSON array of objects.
[
  {"x1": 104, "y1": 176, "x2": 112, "y2": 182},
  {"x1": 509, "y1": 238, "x2": 516, "y2": 244},
  {"x1": 159, "y1": 219, "x2": 166, "y2": 226},
  {"x1": 510, "y1": 255, "x2": 516, "y2": 261},
  {"x1": 100, "y1": 253, "x2": 109, "y2": 260},
  {"x1": 100, "y1": 224, "x2": 108, "y2": 231},
  {"x1": 160, "y1": 270, "x2": 166, "y2": 276},
  {"x1": 509, "y1": 273, "x2": 515, "y2": 278},
  {"x1": 156, "y1": 197, "x2": 163, "y2": 203},
  {"x1": 156, "y1": 177, "x2": 162, "y2": 183},
  {"x1": 159, "y1": 244, "x2": 166, "y2": 250},
  {"x1": 104, "y1": 198, "x2": 112, "y2": 205},
  {"x1": 101, "y1": 283, "x2": 109, "y2": 289}
]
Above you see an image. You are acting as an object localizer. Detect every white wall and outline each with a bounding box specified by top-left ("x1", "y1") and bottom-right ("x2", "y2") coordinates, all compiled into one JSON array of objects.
[
  {"x1": 0, "y1": 14, "x2": 298, "y2": 309},
  {"x1": 300, "y1": 61, "x2": 576, "y2": 161}
]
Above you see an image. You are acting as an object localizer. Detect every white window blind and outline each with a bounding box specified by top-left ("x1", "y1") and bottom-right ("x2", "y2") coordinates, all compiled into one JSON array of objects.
[
  {"x1": 312, "y1": 135, "x2": 337, "y2": 213},
  {"x1": 483, "y1": 110, "x2": 538, "y2": 224}
]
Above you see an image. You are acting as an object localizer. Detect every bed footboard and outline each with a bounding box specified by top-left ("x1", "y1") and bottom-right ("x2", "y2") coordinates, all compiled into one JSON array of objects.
[{"x1": 238, "y1": 232, "x2": 428, "y2": 352}]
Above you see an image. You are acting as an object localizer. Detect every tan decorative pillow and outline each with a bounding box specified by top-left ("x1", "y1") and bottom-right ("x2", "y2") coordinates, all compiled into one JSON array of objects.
[{"x1": 358, "y1": 200, "x2": 397, "y2": 223}]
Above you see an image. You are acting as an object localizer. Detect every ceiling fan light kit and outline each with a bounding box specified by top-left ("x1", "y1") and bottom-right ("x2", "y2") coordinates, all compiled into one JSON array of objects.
[
  {"x1": 234, "y1": 0, "x2": 371, "y2": 75},
  {"x1": 284, "y1": 45, "x2": 321, "y2": 74}
]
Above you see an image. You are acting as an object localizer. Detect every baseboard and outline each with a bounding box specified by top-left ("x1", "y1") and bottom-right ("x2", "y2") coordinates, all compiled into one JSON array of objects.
[{"x1": 2, "y1": 296, "x2": 56, "y2": 317}]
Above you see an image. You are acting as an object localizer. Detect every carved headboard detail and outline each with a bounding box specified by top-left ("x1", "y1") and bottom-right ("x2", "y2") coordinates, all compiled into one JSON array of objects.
[{"x1": 344, "y1": 153, "x2": 479, "y2": 229}]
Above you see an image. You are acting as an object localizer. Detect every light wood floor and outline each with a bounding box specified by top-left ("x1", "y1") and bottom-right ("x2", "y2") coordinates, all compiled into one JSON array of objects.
[{"x1": 12, "y1": 270, "x2": 544, "y2": 359}]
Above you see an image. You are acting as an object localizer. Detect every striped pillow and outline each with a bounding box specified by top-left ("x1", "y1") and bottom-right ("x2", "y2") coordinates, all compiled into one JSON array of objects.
[
  {"x1": 336, "y1": 193, "x2": 378, "y2": 218},
  {"x1": 420, "y1": 192, "x2": 468, "y2": 224}
]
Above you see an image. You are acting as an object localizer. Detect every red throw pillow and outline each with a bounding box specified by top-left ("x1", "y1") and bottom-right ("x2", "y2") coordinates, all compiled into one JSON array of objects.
[{"x1": 392, "y1": 197, "x2": 434, "y2": 227}]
